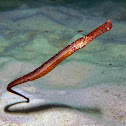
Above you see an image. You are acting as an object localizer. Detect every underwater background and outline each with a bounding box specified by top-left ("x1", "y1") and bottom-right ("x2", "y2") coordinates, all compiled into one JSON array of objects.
[{"x1": 0, "y1": 0, "x2": 126, "y2": 125}]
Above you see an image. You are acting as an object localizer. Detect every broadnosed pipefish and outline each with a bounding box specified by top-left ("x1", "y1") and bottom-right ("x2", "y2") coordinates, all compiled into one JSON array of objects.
[{"x1": 7, "y1": 20, "x2": 113, "y2": 103}]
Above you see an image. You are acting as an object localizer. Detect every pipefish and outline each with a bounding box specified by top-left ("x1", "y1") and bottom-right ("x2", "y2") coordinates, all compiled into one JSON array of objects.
[{"x1": 7, "y1": 20, "x2": 113, "y2": 103}]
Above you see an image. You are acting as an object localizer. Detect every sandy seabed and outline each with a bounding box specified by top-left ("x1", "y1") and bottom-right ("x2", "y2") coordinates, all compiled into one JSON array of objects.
[{"x1": 0, "y1": 4, "x2": 126, "y2": 126}]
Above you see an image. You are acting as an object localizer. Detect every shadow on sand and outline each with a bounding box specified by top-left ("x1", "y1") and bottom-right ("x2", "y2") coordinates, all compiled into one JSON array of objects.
[{"x1": 4, "y1": 101, "x2": 102, "y2": 117}]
